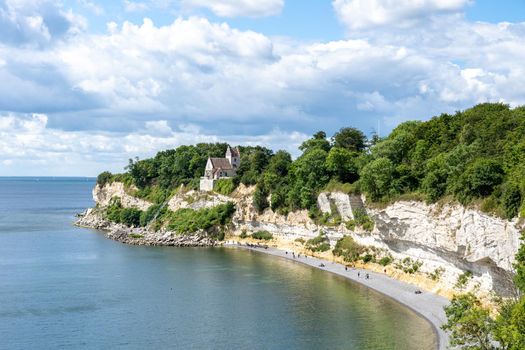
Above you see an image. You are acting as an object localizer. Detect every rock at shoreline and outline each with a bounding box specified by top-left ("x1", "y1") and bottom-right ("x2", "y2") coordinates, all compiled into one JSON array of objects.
[{"x1": 75, "y1": 209, "x2": 218, "y2": 247}]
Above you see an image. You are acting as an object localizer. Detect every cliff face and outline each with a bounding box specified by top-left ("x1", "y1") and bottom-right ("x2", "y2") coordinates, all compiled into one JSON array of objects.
[
  {"x1": 86, "y1": 182, "x2": 523, "y2": 296},
  {"x1": 93, "y1": 182, "x2": 152, "y2": 211}
]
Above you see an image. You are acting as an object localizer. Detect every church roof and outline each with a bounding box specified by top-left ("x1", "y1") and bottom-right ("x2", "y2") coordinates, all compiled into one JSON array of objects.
[
  {"x1": 227, "y1": 145, "x2": 240, "y2": 157},
  {"x1": 209, "y1": 158, "x2": 233, "y2": 170}
]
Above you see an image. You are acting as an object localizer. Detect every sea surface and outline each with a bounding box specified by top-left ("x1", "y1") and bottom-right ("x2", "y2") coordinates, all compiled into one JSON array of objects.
[{"x1": 0, "y1": 177, "x2": 437, "y2": 349}]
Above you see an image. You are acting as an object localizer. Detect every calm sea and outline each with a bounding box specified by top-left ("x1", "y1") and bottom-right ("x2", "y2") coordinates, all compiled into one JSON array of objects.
[{"x1": 0, "y1": 177, "x2": 436, "y2": 349}]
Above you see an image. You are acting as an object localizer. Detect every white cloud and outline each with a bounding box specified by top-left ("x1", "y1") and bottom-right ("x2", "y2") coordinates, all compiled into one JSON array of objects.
[
  {"x1": 0, "y1": 0, "x2": 86, "y2": 46},
  {"x1": 0, "y1": 113, "x2": 308, "y2": 176},
  {"x1": 333, "y1": 0, "x2": 471, "y2": 30},
  {"x1": 181, "y1": 0, "x2": 283, "y2": 17},
  {"x1": 124, "y1": 0, "x2": 149, "y2": 12},
  {"x1": 1, "y1": 9, "x2": 525, "y2": 174}
]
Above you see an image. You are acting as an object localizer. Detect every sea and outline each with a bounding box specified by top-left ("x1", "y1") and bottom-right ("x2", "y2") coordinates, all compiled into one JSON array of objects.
[{"x1": 0, "y1": 177, "x2": 436, "y2": 349}]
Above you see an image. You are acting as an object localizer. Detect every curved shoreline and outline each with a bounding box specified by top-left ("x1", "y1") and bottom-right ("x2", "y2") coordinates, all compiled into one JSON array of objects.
[{"x1": 225, "y1": 243, "x2": 450, "y2": 350}]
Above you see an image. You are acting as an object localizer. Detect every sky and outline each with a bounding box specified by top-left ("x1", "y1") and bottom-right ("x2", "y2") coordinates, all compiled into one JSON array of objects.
[{"x1": 0, "y1": 0, "x2": 524, "y2": 176}]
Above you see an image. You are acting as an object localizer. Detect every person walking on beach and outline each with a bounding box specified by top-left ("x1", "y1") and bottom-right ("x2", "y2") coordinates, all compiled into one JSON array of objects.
[
  {"x1": 357, "y1": 272, "x2": 360, "y2": 278},
  {"x1": 366, "y1": 273, "x2": 369, "y2": 279},
  {"x1": 345, "y1": 266, "x2": 348, "y2": 271}
]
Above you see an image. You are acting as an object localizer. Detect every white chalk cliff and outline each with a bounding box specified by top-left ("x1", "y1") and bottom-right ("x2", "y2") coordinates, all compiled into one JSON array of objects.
[{"x1": 90, "y1": 182, "x2": 523, "y2": 296}]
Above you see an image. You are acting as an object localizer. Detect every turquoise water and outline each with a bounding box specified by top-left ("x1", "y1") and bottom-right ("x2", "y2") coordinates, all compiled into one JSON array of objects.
[{"x1": 0, "y1": 177, "x2": 437, "y2": 349}]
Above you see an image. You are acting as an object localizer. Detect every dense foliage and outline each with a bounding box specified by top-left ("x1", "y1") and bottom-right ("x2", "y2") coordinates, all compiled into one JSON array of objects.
[
  {"x1": 100, "y1": 103, "x2": 525, "y2": 219},
  {"x1": 164, "y1": 202, "x2": 235, "y2": 235},
  {"x1": 251, "y1": 230, "x2": 273, "y2": 240}
]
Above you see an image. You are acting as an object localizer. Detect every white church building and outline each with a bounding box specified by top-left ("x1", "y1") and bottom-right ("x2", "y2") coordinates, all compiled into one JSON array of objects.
[{"x1": 199, "y1": 145, "x2": 240, "y2": 191}]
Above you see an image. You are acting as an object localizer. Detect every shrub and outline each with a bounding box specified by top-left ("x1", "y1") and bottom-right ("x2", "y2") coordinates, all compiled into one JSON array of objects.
[
  {"x1": 97, "y1": 171, "x2": 113, "y2": 186},
  {"x1": 429, "y1": 267, "x2": 445, "y2": 281},
  {"x1": 345, "y1": 220, "x2": 356, "y2": 231},
  {"x1": 166, "y1": 202, "x2": 236, "y2": 234},
  {"x1": 333, "y1": 235, "x2": 364, "y2": 262},
  {"x1": 251, "y1": 230, "x2": 273, "y2": 240},
  {"x1": 455, "y1": 271, "x2": 473, "y2": 289},
  {"x1": 295, "y1": 237, "x2": 306, "y2": 244},
  {"x1": 253, "y1": 184, "x2": 269, "y2": 213},
  {"x1": 215, "y1": 178, "x2": 236, "y2": 195},
  {"x1": 139, "y1": 204, "x2": 167, "y2": 227},
  {"x1": 305, "y1": 233, "x2": 331, "y2": 252},
  {"x1": 120, "y1": 208, "x2": 142, "y2": 227},
  {"x1": 362, "y1": 254, "x2": 374, "y2": 263},
  {"x1": 395, "y1": 257, "x2": 423, "y2": 274},
  {"x1": 240, "y1": 229, "x2": 248, "y2": 239},
  {"x1": 379, "y1": 256, "x2": 392, "y2": 266},
  {"x1": 129, "y1": 233, "x2": 144, "y2": 239}
]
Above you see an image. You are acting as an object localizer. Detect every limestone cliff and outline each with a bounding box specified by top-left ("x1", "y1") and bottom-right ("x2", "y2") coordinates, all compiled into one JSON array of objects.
[{"x1": 82, "y1": 181, "x2": 523, "y2": 297}]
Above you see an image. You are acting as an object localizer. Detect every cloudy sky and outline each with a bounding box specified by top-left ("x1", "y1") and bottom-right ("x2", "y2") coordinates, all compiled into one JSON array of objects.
[{"x1": 0, "y1": 0, "x2": 524, "y2": 176}]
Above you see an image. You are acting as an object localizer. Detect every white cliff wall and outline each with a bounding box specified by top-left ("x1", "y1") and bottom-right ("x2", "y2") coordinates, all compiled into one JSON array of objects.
[
  {"x1": 93, "y1": 182, "x2": 152, "y2": 211},
  {"x1": 91, "y1": 182, "x2": 523, "y2": 296}
]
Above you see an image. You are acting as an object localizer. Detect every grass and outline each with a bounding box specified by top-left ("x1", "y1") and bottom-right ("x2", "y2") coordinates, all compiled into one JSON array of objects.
[{"x1": 129, "y1": 233, "x2": 144, "y2": 239}]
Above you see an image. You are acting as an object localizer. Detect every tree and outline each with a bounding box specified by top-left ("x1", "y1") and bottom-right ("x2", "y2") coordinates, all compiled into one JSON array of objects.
[
  {"x1": 514, "y1": 231, "x2": 525, "y2": 294},
  {"x1": 253, "y1": 183, "x2": 269, "y2": 214},
  {"x1": 268, "y1": 150, "x2": 292, "y2": 177},
  {"x1": 97, "y1": 171, "x2": 113, "y2": 186},
  {"x1": 325, "y1": 147, "x2": 359, "y2": 183},
  {"x1": 359, "y1": 157, "x2": 394, "y2": 201},
  {"x1": 331, "y1": 127, "x2": 366, "y2": 152},
  {"x1": 299, "y1": 131, "x2": 331, "y2": 153},
  {"x1": 441, "y1": 293, "x2": 495, "y2": 350},
  {"x1": 455, "y1": 159, "x2": 504, "y2": 203}
]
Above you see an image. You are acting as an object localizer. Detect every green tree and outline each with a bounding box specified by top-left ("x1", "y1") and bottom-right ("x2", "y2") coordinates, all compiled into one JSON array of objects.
[
  {"x1": 442, "y1": 293, "x2": 495, "y2": 350},
  {"x1": 299, "y1": 131, "x2": 331, "y2": 153},
  {"x1": 326, "y1": 147, "x2": 359, "y2": 183},
  {"x1": 514, "y1": 231, "x2": 525, "y2": 294},
  {"x1": 455, "y1": 159, "x2": 504, "y2": 203},
  {"x1": 253, "y1": 183, "x2": 269, "y2": 213},
  {"x1": 331, "y1": 127, "x2": 366, "y2": 152},
  {"x1": 359, "y1": 157, "x2": 395, "y2": 201},
  {"x1": 97, "y1": 171, "x2": 113, "y2": 186}
]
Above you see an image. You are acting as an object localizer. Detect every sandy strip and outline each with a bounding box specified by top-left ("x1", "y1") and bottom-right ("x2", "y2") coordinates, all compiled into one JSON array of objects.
[{"x1": 225, "y1": 243, "x2": 450, "y2": 350}]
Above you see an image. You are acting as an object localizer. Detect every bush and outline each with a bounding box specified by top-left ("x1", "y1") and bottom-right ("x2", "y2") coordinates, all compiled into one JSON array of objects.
[
  {"x1": 251, "y1": 230, "x2": 273, "y2": 240},
  {"x1": 295, "y1": 237, "x2": 306, "y2": 244},
  {"x1": 333, "y1": 235, "x2": 364, "y2": 262},
  {"x1": 253, "y1": 184, "x2": 269, "y2": 213},
  {"x1": 379, "y1": 256, "x2": 392, "y2": 266},
  {"x1": 129, "y1": 233, "x2": 144, "y2": 239},
  {"x1": 166, "y1": 202, "x2": 236, "y2": 234},
  {"x1": 120, "y1": 208, "x2": 142, "y2": 227},
  {"x1": 215, "y1": 178, "x2": 236, "y2": 195},
  {"x1": 305, "y1": 233, "x2": 331, "y2": 252},
  {"x1": 97, "y1": 171, "x2": 113, "y2": 186},
  {"x1": 240, "y1": 229, "x2": 248, "y2": 239},
  {"x1": 362, "y1": 254, "x2": 374, "y2": 263},
  {"x1": 455, "y1": 271, "x2": 473, "y2": 289},
  {"x1": 139, "y1": 204, "x2": 167, "y2": 227},
  {"x1": 104, "y1": 197, "x2": 142, "y2": 227},
  {"x1": 395, "y1": 257, "x2": 423, "y2": 274},
  {"x1": 429, "y1": 267, "x2": 445, "y2": 281}
]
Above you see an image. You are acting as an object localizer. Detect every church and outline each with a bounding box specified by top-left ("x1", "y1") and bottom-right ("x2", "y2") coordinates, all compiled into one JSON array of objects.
[{"x1": 199, "y1": 145, "x2": 240, "y2": 191}]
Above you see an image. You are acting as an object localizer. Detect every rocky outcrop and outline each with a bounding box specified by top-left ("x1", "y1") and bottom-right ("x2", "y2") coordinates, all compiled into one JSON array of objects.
[
  {"x1": 75, "y1": 207, "x2": 219, "y2": 247},
  {"x1": 93, "y1": 182, "x2": 152, "y2": 211}
]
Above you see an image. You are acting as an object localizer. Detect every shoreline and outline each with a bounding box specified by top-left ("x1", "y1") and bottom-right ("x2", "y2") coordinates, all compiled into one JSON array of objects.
[{"x1": 224, "y1": 242, "x2": 450, "y2": 350}]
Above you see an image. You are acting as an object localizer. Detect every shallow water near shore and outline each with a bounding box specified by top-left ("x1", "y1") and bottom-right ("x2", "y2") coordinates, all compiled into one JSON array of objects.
[{"x1": 0, "y1": 177, "x2": 437, "y2": 349}]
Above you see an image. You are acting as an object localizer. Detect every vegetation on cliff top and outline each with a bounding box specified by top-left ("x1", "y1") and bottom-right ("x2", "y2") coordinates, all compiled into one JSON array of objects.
[{"x1": 99, "y1": 103, "x2": 525, "y2": 219}]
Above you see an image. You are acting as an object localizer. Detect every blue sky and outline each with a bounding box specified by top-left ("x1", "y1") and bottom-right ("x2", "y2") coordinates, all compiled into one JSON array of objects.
[{"x1": 0, "y1": 0, "x2": 524, "y2": 176}]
